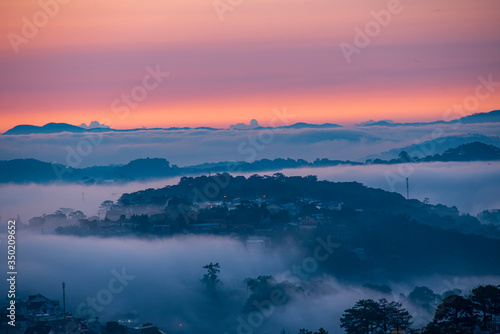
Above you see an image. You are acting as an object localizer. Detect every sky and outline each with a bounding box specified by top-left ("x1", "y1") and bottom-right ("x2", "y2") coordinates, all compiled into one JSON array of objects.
[{"x1": 1, "y1": 0, "x2": 500, "y2": 132}]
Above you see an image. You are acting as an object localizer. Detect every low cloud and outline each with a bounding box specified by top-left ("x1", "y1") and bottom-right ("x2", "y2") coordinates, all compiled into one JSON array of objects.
[
  {"x1": 0, "y1": 123, "x2": 498, "y2": 168},
  {"x1": 80, "y1": 121, "x2": 111, "y2": 129},
  {"x1": 2, "y1": 233, "x2": 498, "y2": 334}
]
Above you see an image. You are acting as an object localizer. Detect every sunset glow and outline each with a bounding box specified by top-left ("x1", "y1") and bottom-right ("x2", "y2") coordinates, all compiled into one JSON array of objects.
[{"x1": 1, "y1": 0, "x2": 499, "y2": 132}]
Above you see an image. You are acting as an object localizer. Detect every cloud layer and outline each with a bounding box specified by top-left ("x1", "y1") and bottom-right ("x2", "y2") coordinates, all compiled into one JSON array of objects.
[
  {"x1": 2, "y1": 233, "x2": 498, "y2": 333},
  {"x1": 0, "y1": 123, "x2": 498, "y2": 168}
]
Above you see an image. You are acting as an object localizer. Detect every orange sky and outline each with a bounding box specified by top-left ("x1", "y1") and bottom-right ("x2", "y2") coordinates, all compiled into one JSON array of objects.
[{"x1": 1, "y1": 0, "x2": 499, "y2": 132}]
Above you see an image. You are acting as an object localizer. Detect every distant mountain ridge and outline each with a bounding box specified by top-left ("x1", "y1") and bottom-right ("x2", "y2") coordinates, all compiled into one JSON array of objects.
[
  {"x1": 3, "y1": 122, "x2": 88, "y2": 135},
  {"x1": 357, "y1": 110, "x2": 500, "y2": 127},
  {"x1": 366, "y1": 142, "x2": 500, "y2": 164},
  {"x1": 2, "y1": 123, "x2": 222, "y2": 135},
  {"x1": 365, "y1": 134, "x2": 500, "y2": 160},
  {"x1": 2, "y1": 122, "x2": 343, "y2": 135},
  {"x1": 4, "y1": 110, "x2": 498, "y2": 135},
  {"x1": 0, "y1": 142, "x2": 498, "y2": 184}
]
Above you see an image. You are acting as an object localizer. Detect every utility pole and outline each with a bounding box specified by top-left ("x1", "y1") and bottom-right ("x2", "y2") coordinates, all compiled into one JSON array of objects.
[{"x1": 62, "y1": 282, "x2": 66, "y2": 315}]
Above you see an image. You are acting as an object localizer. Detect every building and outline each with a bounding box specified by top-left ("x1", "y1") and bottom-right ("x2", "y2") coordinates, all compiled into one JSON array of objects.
[{"x1": 26, "y1": 294, "x2": 63, "y2": 319}]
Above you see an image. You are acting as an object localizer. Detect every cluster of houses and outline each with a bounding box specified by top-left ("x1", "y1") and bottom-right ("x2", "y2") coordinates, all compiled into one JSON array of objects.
[
  {"x1": 26, "y1": 197, "x2": 346, "y2": 240},
  {"x1": 0, "y1": 294, "x2": 165, "y2": 334}
]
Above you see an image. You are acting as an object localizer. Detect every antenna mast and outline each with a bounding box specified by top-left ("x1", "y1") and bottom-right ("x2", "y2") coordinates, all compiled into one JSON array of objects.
[{"x1": 406, "y1": 178, "x2": 409, "y2": 200}]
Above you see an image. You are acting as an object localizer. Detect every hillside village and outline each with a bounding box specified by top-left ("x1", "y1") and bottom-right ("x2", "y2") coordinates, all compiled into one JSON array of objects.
[
  {"x1": 0, "y1": 293, "x2": 165, "y2": 334},
  {"x1": 28, "y1": 194, "x2": 344, "y2": 242},
  {"x1": 24, "y1": 173, "x2": 500, "y2": 244}
]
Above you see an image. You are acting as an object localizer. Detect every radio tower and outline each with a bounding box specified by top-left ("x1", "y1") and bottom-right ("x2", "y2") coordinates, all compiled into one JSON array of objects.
[{"x1": 406, "y1": 178, "x2": 409, "y2": 200}]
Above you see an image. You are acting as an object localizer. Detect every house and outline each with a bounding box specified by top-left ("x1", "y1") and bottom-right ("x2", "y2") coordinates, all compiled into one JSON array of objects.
[
  {"x1": 328, "y1": 202, "x2": 344, "y2": 211},
  {"x1": 190, "y1": 221, "x2": 227, "y2": 232},
  {"x1": 105, "y1": 207, "x2": 129, "y2": 221},
  {"x1": 246, "y1": 236, "x2": 271, "y2": 249},
  {"x1": 300, "y1": 216, "x2": 319, "y2": 225},
  {"x1": 267, "y1": 204, "x2": 281, "y2": 214},
  {"x1": 311, "y1": 213, "x2": 324, "y2": 221},
  {"x1": 26, "y1": 294, "x2": 63, "y2": 318},
  {"x1": 298, "y1": 216, "x2": 319, "y2": 230}
]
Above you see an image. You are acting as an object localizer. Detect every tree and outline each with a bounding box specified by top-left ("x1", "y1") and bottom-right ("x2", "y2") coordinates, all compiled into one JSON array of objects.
[
  {"x1": 469, "y1": 284, "x2": 500, "y2": 329},
  {"x1": 245, "y1": 275, "x2": 273, "y2": 292},
  {"x1": 69, "y1": 210, "x2": 86, "y2": 220},
  {"x1": 378, "y1": 298, "x2": 412, "y2": 333},
  {"x1": 430, "y1": 295, "x2": 477, "y2": 333},
  {"x1": 298, "y1": 330, "x2": 312, "y2": 334},
  {"x1": 408, "y1": 286, "x2": 441, "y2": 312},
  {"x1": 341, "y1": 299, "x2": 413, "y2": 334},
  {"x1": 200, "y1": 262, "x2": 221, "y2": 298},
  {"x1": 296, "y1": 329, "x2": 328, "y2": 334},
  {"x1": 398, "y1": 151, "x2": 412, "y2": 163},
  {"x1": 340, "y1": 299, "x2": 384, "y2": 334},
  {"x1": 100, "y1": 200, "x2": 114, "y2": 208}
]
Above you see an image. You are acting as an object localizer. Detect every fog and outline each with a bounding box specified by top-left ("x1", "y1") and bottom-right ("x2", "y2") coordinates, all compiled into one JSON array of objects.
[
  {"x1": 0, "y1": 122, "x2": 498, "y2": 168},
  {"x1": 0, "y1": 178, "x2": 180, "y2": 223},
  {"x1": 1, "y1": 162, "x2": 498, "y2": 223},
  {"x1": 1, "y1": 158, "x2": 498, "y2": 332},
  {"x1": 1, "y1": 233, "x2": 498, "y2": 333},
  {"x1": 275, "y1": 161, "x2": 500, "y2": 215}
]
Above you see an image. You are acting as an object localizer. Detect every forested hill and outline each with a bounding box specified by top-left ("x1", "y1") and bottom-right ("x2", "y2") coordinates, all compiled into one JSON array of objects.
[
  {"x1": 110, "y1": 173, "x2": 500, "y2": 279},
  {"x1": 119, "y1": 173, "x2": 412, "y2": 212},
  {"x1": 117, "y1": 173, "x2": 500, "y2": 240}
]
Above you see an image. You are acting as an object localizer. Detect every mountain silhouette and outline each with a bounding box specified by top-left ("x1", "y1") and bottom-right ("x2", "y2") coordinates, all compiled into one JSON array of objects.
[
  {"x1": 3, "y1": 110, "x2": 498, "y2": 135},
  {"x1": 4, "y1": 122, "x2": 88, "y2": 135},
  {"x1": 1, "y1": 143, "x2": 498, "y2": 184},
  {"x1": 357, "y1": 109, "x2": 500, "y2": 127}
]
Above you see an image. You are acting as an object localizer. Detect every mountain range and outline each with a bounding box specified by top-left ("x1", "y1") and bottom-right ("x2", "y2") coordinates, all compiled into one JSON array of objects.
[
  {"x1": 356, "y1": 109, "x2": 500, "y2": 127},
  {"x1": 2, "y1": 121, "x2": 342, "y2": 135},
  {"x1": 0, "y1": 142, "x2": 498, "y2": 184},
  {"x1": 3, "y1": 110, "x2": 499, "y2": 135}
]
